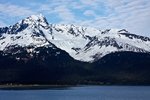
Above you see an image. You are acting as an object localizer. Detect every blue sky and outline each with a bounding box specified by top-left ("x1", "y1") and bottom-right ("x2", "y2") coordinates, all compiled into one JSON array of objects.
[{"x1": 0, "y1": 0, "x2": 150, "y2": 36}]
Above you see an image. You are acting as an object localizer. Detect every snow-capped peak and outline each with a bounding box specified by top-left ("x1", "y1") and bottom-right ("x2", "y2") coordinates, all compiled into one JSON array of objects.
[
  {"x1": 26, "y1": 14, "x2": 47, "y2": 23},
  {"x1": 0, "y1": 15, "x2": 150, "y2": 62},
  {"x1": 17, "y1": 14, "x2": 49, "y2": 27},
  {"x1": 30, "y1": 14, "x2": 45, "y2": 21}
]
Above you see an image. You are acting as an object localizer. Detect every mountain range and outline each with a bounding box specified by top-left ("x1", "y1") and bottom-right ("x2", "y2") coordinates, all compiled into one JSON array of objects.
[{"x1": 0, "y1": 14, "x2": 150, "y2": 85}]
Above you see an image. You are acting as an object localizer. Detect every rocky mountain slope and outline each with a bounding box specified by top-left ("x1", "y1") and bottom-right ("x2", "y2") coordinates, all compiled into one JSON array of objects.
[
  {"x1": 0, "y1": 14, "x2": 150, "y2": 85},
  {"x1": 0, "y1": 14, "x2": 150, "y2": 62}
]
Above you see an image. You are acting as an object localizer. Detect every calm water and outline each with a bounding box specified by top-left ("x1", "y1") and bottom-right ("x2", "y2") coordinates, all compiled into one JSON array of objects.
[{"x1": 0, "y1": 86, "x2": 150, "y2": 100}]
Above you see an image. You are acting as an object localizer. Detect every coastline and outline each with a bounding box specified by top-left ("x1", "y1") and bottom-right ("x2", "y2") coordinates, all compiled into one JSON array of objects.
[
  {"x1": 0, "y1": 84, "x2": 74, "y2": 90},
  {"x1": 0, "y1": 83, "x2": 150, "y2": 90}
]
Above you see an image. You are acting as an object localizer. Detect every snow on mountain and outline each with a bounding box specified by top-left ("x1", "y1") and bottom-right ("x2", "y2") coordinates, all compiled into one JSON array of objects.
[
  {"x1": 0, "y1": 14, "x2": 53, "y2": 50},
  {"x1": 0, "y1": 14, "x2": 150, "y2": 62}
]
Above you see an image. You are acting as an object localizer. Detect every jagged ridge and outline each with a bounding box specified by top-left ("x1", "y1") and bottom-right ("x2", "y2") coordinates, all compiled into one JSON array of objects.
[{"x1": 0, "y1": 14, "x2": 150, "y2": 62}]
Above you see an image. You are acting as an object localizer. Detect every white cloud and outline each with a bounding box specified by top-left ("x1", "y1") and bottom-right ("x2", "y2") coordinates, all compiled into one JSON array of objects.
[
  {"x1": 54, "y1": 5, "x2": 75, "y2": 22},
  {"x1": 39, "y1": 5, "x2": 52, "y2": 12},
  {"x1": 83, "y1": 10, "x2": 97, "y2": 17},
  {"x1": 80, "y1": 0, "x2": 100, "y2": 7},
  {"x1": 0, "y1": 3, "x2": 35, "y2": 17},
  {"x1": 0, "y1": 0, "x2": 150, "y2": 36},
  {"x1": 71, "y1": 1, "x2": 85, "y2": 9},
  {"x1": 31, "y1": 1, "x2": 76, "y2": 23},
  {"x1": 79, "y1": 0, "x2": 150, "y2": 36}
]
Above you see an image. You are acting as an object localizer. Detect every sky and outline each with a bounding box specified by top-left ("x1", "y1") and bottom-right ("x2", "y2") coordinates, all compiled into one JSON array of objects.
[{"x1": 0, "y1": 0, "x2": 150, "y2": 36}]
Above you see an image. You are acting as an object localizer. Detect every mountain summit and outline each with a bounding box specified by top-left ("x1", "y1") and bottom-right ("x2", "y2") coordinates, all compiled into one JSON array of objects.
[
  {"x1": 0, "y1": 15, "x2": 150, "y2": 85},
  {"x1": 0, "y1": 15, "x2": 150, "y2": 62}
]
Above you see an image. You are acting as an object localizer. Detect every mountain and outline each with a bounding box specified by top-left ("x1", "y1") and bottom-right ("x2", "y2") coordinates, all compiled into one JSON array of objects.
[
  {"x1": 0, "y1": 45, "x2": 89, "y2": 84},
  {"x1": 92, "y1": 52, "x2": 150, "y2": 85},
  {"x1": 0, "y1": 14, "x2": 150, "y2": 85},
  {"x1": 0, "y1": 14, "x2": 150, "y2": 62}
]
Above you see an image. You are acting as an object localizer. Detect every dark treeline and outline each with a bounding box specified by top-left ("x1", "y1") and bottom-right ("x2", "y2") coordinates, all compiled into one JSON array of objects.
[{"x1": 0, "y1": 47, "x2": 150, "y2": 85}]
